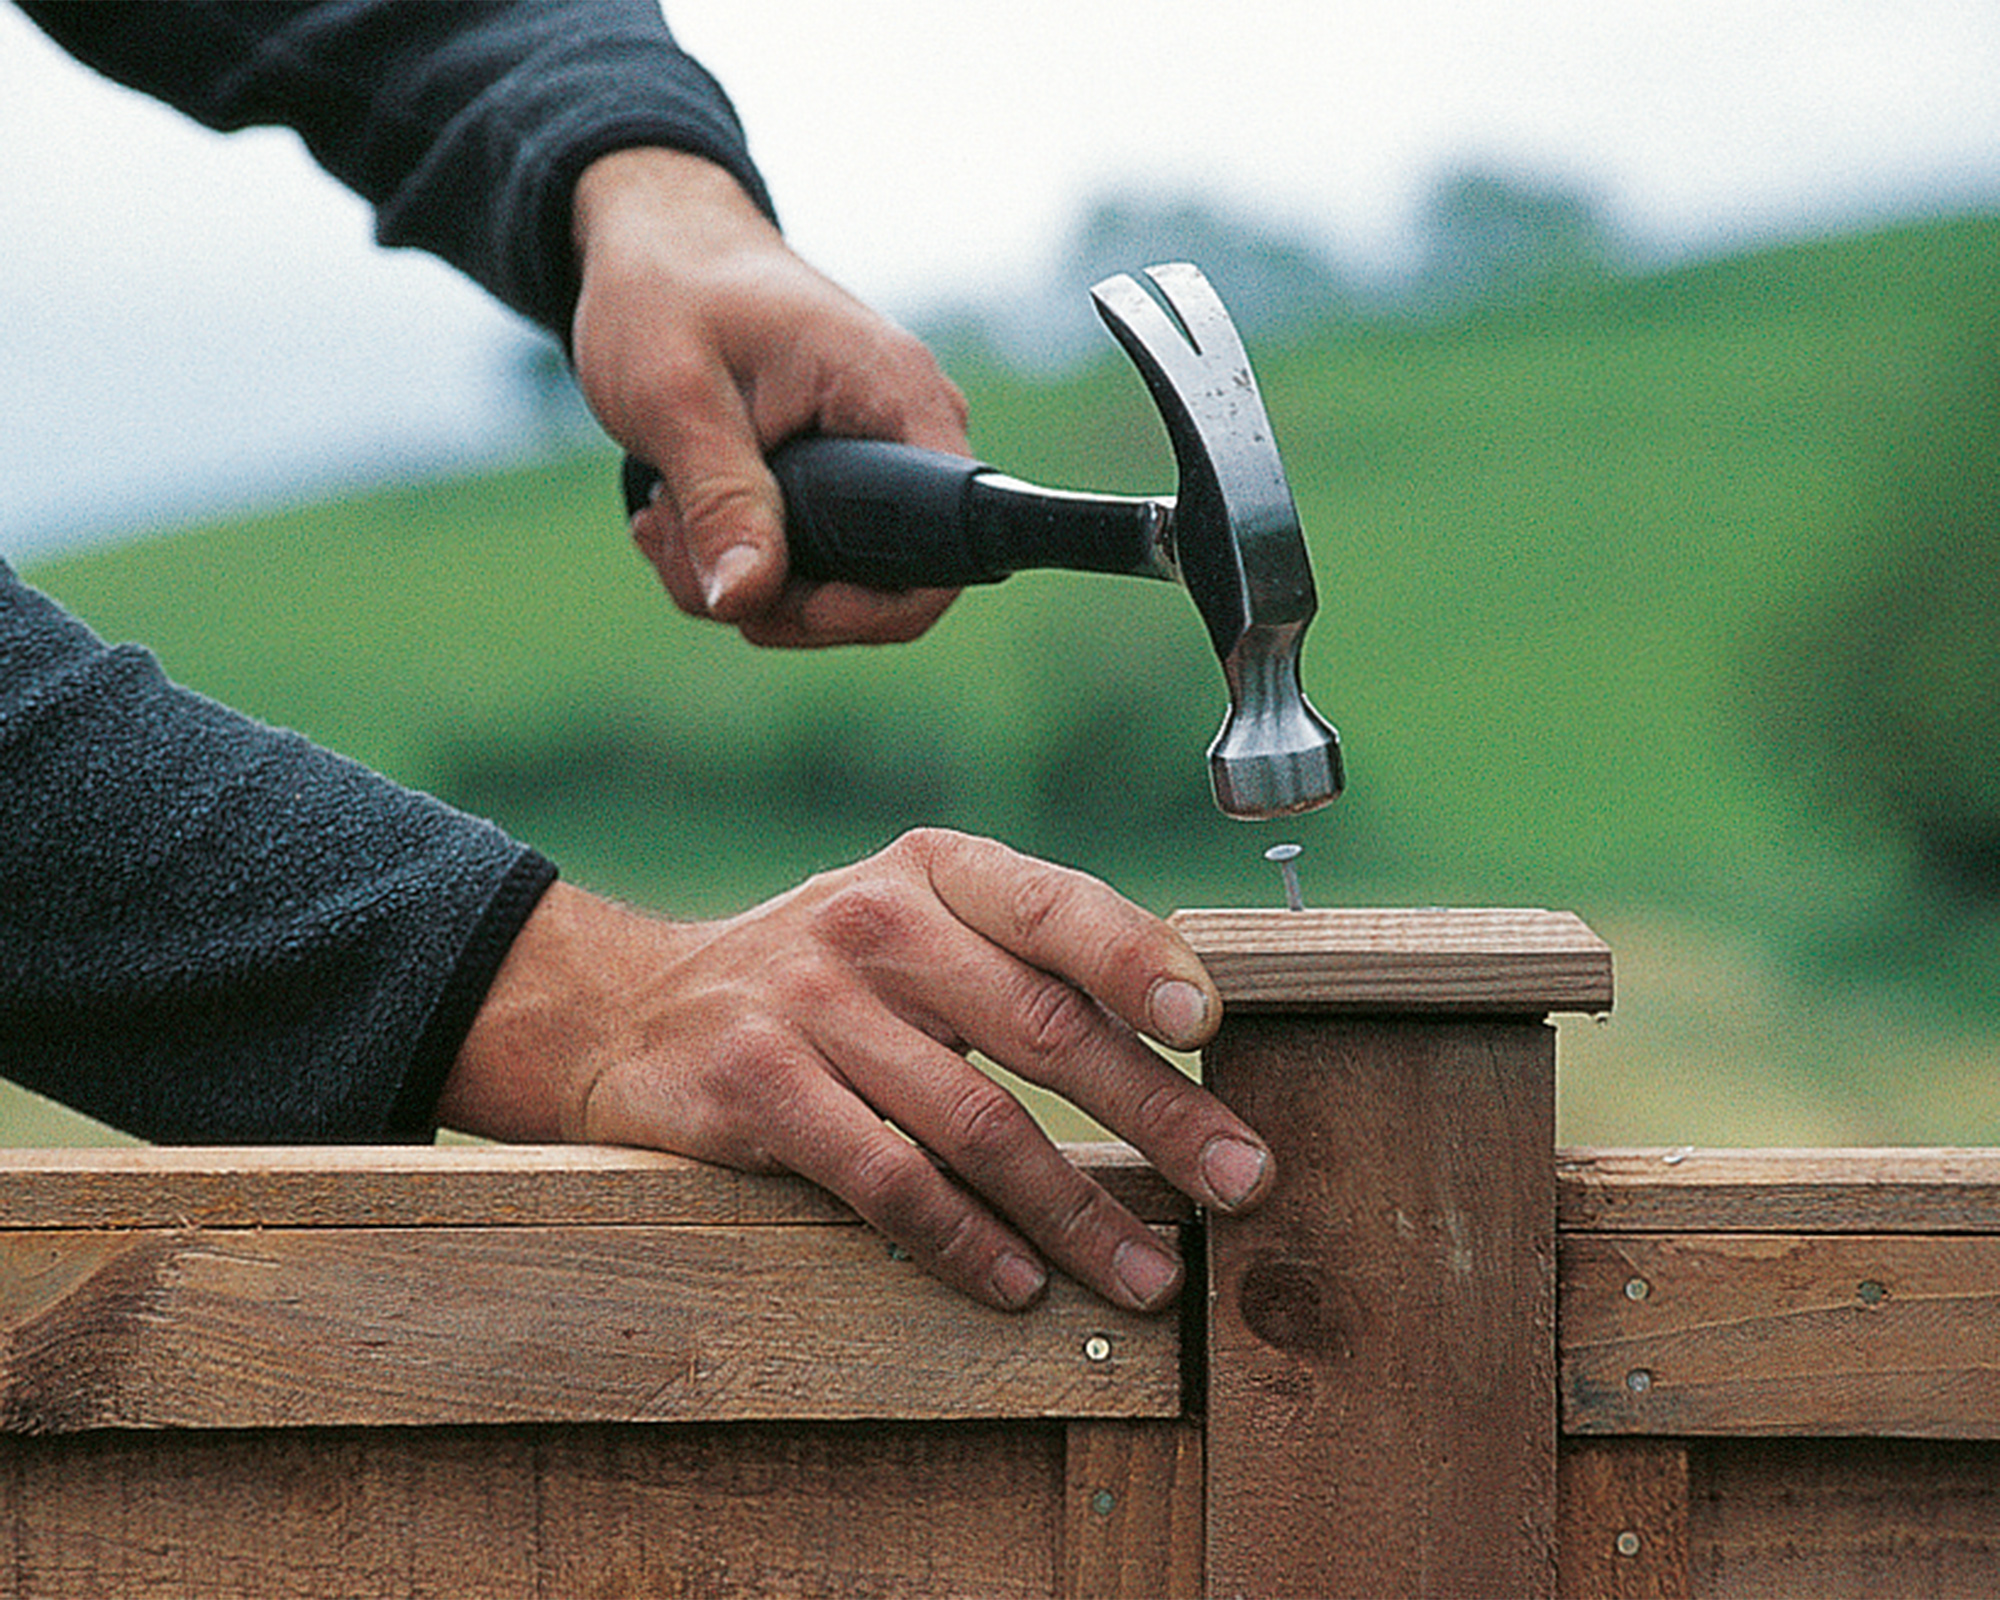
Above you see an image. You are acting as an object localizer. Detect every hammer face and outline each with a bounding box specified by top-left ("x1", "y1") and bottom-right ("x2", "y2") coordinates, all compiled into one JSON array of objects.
[
  {"x1": 1210, "y1": 626, "x2": 1344, "y2": 820},
  {"x1": 1091, "y1": 264, "x2": 1343, "y2": 818}
]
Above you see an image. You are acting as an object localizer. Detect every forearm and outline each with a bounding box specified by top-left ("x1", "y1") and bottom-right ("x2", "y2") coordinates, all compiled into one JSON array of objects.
[{"x1": 0, "y1": 563, "x2": 554, "y2": 1142}]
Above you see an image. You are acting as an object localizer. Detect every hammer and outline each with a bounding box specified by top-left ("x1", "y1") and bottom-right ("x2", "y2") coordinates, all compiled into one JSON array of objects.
[{"x1": 621, "y1": 262, "x2": 1341, "y2": 820}]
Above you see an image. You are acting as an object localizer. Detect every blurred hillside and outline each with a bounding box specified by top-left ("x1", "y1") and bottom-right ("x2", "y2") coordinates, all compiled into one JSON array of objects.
[{"x1": 13, "y1": 207, "x2": 2000, "y2": 1149}]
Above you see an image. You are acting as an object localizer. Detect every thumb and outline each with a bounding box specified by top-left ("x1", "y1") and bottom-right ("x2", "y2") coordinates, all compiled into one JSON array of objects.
[{"x1": 630, "y1": 385, "x2": 790, "y2": 622}]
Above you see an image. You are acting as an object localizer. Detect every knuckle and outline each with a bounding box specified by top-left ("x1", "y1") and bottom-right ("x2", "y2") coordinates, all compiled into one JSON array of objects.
[
  {"x1": 937, "y1": 1076, "x2": 1037, "y2": 1171},
  {"x1": 1041, "y1": 1183, "x2": 1122, "y2": 1259},
  {"x1": 884, "y1": 825, "x2": 960, "y2": 872},
  {"x1": 1014, "y1": 978, "x2": 1104, "y2": 1068},
  {"x1": 699, "y1": 1019, "x2": 806, "y2": 1113},
  {"x1": 1127, "y1": 1071, "x2": 1210, "y2": 1145},
  {"x1": 810, "y1": 876, "x2": 926, "y2": 960},
  {"x1": 1003, "y1": 861, "x2": 1081, "y2": 948},
  {"x1": 924, "y1": 1205, "x2": 992, "y2": 1276},
  {"x1": 673, "y1": 474, "x2": 779, "y2": 549},
  {"x1": 1096, "y1": 922, "x2": 1161, "y2": 990},
  {"x1": 845, "y1": 1137, "x2": 946, "y2": 1237}
]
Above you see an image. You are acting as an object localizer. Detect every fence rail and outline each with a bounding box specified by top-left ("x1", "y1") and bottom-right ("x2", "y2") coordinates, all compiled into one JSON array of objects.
[{"x1": 3, "y1": 909, "x2": 1994, "y2": 1596}]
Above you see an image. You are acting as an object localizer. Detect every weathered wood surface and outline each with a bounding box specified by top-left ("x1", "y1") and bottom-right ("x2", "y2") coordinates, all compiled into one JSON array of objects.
[
  {"x1": 0, "y1": 1222, "x2": 1179, "y2": 1433},
  {"x1": 1205, "y1": 1015, "x2": 1559, "y2": 1599},
  {"x1": 1061, "y1": 1419, "x2": 1203, "y2": 1600},
  {"x1": 1175, "y1": 906, "x2": 1613, "y2": 1013},
  {"x1": 0, "y1": 1141, "x2": 1189, "y2": 1230},
  {"x1": 0, "y1": 1420, "x2": 1068, "y2": 1599},
  {"x1": 1686, "y1": 1437, "x2": 2000, "y2": 1597},
  {"x1": 1559, "y1": 1146, "x2": 2000, "y2": 1233},
  {"x1": 1557, "y1": 1439, "x2": 1691, "y2": 1600},
  {"x1": 1564, "y1": 1232, "x2": 2000, "y2": 1438}
]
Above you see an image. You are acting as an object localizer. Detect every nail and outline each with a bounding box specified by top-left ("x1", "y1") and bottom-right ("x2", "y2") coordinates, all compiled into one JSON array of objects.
[
  {"x1": 1264, "y1": 843, "x2": 1305, "y2": 911},
  {"x1": 1113, "y1": 1238, "x2": 1182, "y2": 1310},
  {"x1": 989, "y1": 1251, "x2": 1048, "y2": 1311},
  {"x1": 1201, "y1": 1136, "x2": 1270, "y2": 1211},
  {"x1": 703, "y1": 544, "x2": 762, "y2": 612},
  {"x1": 1149, "y1": 979, "x2": 1210, "y2": 1045}
]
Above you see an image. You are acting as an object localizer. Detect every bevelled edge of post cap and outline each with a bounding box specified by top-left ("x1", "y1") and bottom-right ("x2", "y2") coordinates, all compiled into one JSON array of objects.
[{"x1": 1168, "y1": 906, "x2": 1613, "y2": 1015}]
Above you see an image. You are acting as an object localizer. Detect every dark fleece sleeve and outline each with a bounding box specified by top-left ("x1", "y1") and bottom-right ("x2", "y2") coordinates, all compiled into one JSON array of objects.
[
  {"x1": 3, "y1": 2, "x2": 770, "y2": 1137},
  {"x1": 17, "y1": 0, "x2": 776, "y2": 337},
  {"x1": 0, "y1": 561, "x2": 557, "y2": 1142}
]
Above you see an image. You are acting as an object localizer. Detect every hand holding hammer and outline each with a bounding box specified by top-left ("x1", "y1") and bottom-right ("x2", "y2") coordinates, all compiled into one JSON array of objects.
[{"x1": 579, "y1": 152, "x2": 1340, "y2": 820}]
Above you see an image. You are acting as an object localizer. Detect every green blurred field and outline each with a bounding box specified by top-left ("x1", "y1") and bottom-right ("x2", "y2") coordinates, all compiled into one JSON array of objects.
[{"x1": 15, "y1": 214, "x2": 2000, "y2": 1148}]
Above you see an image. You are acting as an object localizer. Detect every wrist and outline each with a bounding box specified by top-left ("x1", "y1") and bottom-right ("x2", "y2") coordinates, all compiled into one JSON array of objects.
[
  {"x1": 437, "y1": 881, "x2": 698, "y2": 1144},
  {"x1": 572, "y1": 146, "x2": 777, "y2": 273}
]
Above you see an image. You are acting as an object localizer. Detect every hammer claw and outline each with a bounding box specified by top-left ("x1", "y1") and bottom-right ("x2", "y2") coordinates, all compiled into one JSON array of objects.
[
  {"x1": 1089, "y1": 270, "x2": 1211, "y2": 390},
  {"x1": 1092, "y1": 263, "x2": 1343, "y2": 821}
]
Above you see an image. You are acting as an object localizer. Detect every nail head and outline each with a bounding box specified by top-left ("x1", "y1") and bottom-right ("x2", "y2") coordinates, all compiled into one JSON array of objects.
[{"x1": 1262, "y1": 842, "x2": 1306, "y2": 911}]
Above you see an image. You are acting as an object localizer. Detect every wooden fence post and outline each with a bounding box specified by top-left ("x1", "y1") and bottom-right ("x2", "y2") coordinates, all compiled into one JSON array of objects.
[{"x1": 1178, "y1": 908, "x2": 1612, "y2": 1600}]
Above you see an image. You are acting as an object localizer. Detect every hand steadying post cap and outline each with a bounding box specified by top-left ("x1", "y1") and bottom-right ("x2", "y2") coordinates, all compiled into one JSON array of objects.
[{"x1": 622, "y1": 262, "x2": 1342, "y2": 820}]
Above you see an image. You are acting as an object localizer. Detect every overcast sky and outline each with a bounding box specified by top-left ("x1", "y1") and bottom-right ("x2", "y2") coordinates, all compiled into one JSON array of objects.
[{"x1": 5, "y1": 0, "x2": 1999, "y2": 555}]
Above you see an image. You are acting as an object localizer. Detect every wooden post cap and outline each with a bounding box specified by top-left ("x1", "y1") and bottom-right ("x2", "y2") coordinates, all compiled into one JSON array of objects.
[{"x1": 1171, "y1": 906, "x2": 1613, "y2": 1014}]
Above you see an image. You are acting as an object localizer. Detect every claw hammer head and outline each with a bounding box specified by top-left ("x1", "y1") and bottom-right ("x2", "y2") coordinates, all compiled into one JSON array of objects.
[{"x1": 1090, "y1": 263, "x2": 1343, "y2": 820}]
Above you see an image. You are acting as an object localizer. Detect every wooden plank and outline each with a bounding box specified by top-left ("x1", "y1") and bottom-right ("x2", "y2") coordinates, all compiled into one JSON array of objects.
[
  {"x1": 1688, "y1": 1437, "x2": 2000, "y2": 1598},
  {"x1": 0, "y1": 1223, "x2": 1179, "y2": 1432},
  {"x1": 1174, "y1": 907, "x2": 1613, "y2": 1013},
  {"x1": 535, "y1": 1421, "x2": 1065, "y2": 1599},
  {"x1": 1557, "y1": 1439, "x2": 1691, "y2": 1600},
  {"x1": 1062, "y1": 1419, "x2": 1203, "y2": 1600},
  {"x1": 0, "y1": 1421, "x2": 1067, "y2": 1599},
  {"x1": 0, "y1": 1140, "x2": 1190, "y2": 1230},
  {"x1": 1559, "y1": 1147, "x2": 2000, "y2": 1234},
  {"x1": 1564, "y1": 1233, "x2": 2000, "y2": 1437},
  {"x1": 0, "y1": 1425, "x2": 541, "y2": 1599},
  {"x1": 1204, "y1": 1015, "x2": 1558, "y2": 1598}
]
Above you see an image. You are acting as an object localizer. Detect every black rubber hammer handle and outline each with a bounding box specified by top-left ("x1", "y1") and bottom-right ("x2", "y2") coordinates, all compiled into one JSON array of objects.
[{"x1": 620, "y1": 438, "x2": 1166, "y2": 592}]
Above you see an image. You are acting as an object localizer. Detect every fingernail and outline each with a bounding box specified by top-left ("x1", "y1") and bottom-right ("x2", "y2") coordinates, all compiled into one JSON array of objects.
[
  {"x1": 1149, "y1": 979, "x2": 1211, "y2": 1044},
  {"x1": 1113, "y1": 1238, "x2": 1182, "y2": 1310},
  {"x1": 990, "y1": 1251, "x2": 1048, "y2": 1311},
  {"x1": 703, "y1": 544, "x2": 762, "y2": 611},
  {"x1": 1201, "y1": 1136, "x2": 1270, "y2": 1211}
]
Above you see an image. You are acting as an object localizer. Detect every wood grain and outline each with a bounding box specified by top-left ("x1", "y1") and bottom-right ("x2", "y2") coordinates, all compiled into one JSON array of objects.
[
  {"x1": 1204, "y1": 1014, "x2": 1558, "y2": 1598},
  {"x1": 534, "y1": 1421, "x2": 1065, "y2": 1599},
  {"x1": 0, "y1": 1421, "x2": 1067, "y2": 1599},
  {"x1": 1688, "y1": 1437, "x2": 2000, "y2": 1598},
  {"x1": 1559, "y1": 1147, "x2": 2000, "y2": 1234},
  {"x1": 0, "y1": 1223, "x2": 1180, "y2": 1432},
  {"x1": 1564, "y1": 1233, "x2": 2000, "y2": 1437},
  {"x1": 1174, "y1": 906, "x2": 1613, "y2": 1013},
  {"x1": 0, "y1": 1141, "x2": 1190, "y2": 1230},
  {"x1": 1557, "y1": 1439, "x2": 1691, "y2": 1600},
  {"x1": 1062, "y1": 1419, "x2": 1203, "y2": 1600}
]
